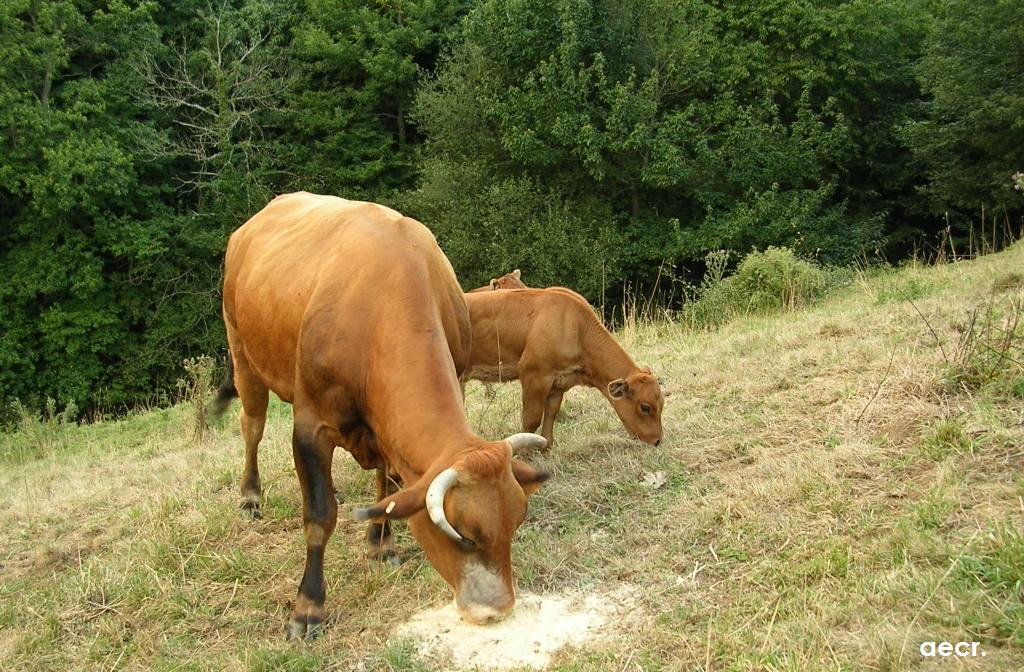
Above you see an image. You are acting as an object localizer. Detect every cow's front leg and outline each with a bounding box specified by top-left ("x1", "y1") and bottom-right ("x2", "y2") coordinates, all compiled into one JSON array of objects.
[
  {"x1": 520, "y1": 373, "x2": 555, "y2": 439},
  {"x1": 540, "y1": 388, "x2": 565, "y2": 447},
  {"x1": 287, "y1": 418, "x2": 337, "y2": 641},
  {"x1": 367, "y1": 467, "x2": 401, "y2": 566}
]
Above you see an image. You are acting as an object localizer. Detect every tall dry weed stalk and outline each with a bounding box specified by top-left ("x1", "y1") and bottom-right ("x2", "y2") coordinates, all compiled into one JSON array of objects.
[{"x1": 177, "y1": 355, "x2": 216, "y2": 443}]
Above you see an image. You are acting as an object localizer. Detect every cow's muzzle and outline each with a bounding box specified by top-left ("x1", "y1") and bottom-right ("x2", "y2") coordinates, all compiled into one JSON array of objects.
[
  {"x1": 457, "y1": 561, "x2": 514, "y2": 624},
  {"x1": 457, "y1": 600, "x2": 513, "y2": 625}
]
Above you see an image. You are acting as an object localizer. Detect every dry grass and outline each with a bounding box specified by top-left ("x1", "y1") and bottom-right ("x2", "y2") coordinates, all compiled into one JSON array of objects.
[{"x1": 2, "y1": 242, "x2": 1024, "y2": 671}]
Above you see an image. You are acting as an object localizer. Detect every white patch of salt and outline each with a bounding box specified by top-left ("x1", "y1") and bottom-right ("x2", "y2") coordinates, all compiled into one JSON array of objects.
[{"x1": 394, "y1": 586, "x2": 635, "y2": 670}]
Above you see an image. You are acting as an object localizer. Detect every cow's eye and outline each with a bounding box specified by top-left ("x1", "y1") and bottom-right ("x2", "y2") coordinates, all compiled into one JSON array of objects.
[
  {"x1": 640, "y1": 403, "x2": 652, "y2": 416},
  {"x1": 458, "y1": 536, "x2": 478, "y2": 551}
]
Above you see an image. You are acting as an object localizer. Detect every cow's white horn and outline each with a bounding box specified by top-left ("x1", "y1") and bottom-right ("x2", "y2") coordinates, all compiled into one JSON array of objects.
[
  {"x1": 426, "y1": 467, "x2": 463, "y2": 542},
  {"x1": 504, "y1": 432, "x2": 547, "y2": 453}
]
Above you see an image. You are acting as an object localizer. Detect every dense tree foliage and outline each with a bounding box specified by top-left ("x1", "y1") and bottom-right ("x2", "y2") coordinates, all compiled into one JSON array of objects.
[
  {"x1": 1, "y1": 0, "x2": 1021, "y2": 418},
  {"x1": 903, "y1": 0, "x2": 1024, "y2": 221},
  {"x1": 0, "y1": 0, "x2": 467, "y2": 419},
  {"x1": 406, "y1": 0, "x2": 932, "y2": 290}
]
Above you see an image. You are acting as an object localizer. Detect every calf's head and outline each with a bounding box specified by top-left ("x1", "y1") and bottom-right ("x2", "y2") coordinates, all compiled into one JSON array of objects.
[
  {"x1": 489, "y1": 269, "x2": 526, "y2": 290},
  {"x1": 607, "y1": 367, "x2": 664, "y2": 445},
  {"x1": 353, "y1": 433, "x2": 549, "y2": 624}
]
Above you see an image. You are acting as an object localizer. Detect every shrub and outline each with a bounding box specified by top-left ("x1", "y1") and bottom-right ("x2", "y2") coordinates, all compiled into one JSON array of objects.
[
  {"x1": 0, "y1": 398, "x2": 78, "y2": 464},
  {"x1": 733, "y1": 247, "x2": 828, "y2": 311},
  {"x1": 691, "y1": 246, "x2": 828, "y2": 323}
]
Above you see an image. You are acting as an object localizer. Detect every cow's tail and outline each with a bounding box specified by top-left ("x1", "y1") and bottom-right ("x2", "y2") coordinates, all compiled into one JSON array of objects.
[{"x1": 211, "y1": 353, "x2": 238, "y2": 416}]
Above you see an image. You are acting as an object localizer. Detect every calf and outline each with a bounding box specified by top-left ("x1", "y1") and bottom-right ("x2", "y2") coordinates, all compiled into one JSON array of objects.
[{"x1": 463, "y1": 287, "x2": 664, "y2": 446}]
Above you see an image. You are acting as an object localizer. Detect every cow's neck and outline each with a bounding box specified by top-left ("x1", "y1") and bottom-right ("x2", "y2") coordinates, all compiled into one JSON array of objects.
[
  {"x1": 580, "y1": 321, "x2": 639, "y2": 393},
  {"x1": 366, "y1": 371, "x2": 474, "y2": 481}
]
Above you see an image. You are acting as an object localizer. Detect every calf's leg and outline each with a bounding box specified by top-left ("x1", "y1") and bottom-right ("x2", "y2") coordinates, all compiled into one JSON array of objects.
[
  {"x1": 520, "y1": 373, "x2": 555, "y2": 438},
  {"x1": 540, "y1": 388, "x2": 565, "y2": 447},
  {"x1": 367, "y1": 467, "x2": 401, "y2": 566}
]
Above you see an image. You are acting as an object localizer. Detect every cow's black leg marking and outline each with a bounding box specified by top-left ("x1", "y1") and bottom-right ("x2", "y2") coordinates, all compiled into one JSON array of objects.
[{"x1": 287, "y1": 424, "x2": 336, "y2": 641}]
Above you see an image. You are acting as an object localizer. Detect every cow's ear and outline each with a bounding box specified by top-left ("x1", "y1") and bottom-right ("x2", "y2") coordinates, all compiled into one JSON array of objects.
[
  {"x1": 640, "y1": 365, "x2": 653, "y2": 374},
  {"x1": 512, "y1": 459, "x2": 550, "y2": 496},
  {"x1": 512, "y1": 269, "x2": 521, "y2": 279},
  {"x1": 352, "y1": 486, "x2": 425, "y2": 522},
  {"x1": 608, "y1": 378, "x2": 630, "y2": 399},
  {"x1": 489, "y1": 278, "x2": 499, "y2": 290}
]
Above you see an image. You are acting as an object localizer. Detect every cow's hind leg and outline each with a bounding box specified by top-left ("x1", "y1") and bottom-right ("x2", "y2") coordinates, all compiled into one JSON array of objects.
[
  {"x1": 287, "y1": 413, "x2": 337, "y2": 640},
  {"x1": 234, "y1": 353, "x2": 269, "y2": 519},
  {"x1": 367, "y1": 467, "x2": 401, "y2": 567}
]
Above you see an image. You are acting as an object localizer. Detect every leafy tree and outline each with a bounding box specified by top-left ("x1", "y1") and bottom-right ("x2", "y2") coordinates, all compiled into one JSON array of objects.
[
  {"x1": 905, "y1": 0, "x2": 1024, "y2": 226},
  {"x1": 409, "y1": 0, "x2": 927, "y2": 296},
  {"x1": 0, "y1": 0, "x2": 173, "y2": 417},
  {"x1": 0, "y1": 0, "x2": 472, "y2": 420},
  {"x1": 281, "y1": 0, "x2": 471, "y2": 197}
]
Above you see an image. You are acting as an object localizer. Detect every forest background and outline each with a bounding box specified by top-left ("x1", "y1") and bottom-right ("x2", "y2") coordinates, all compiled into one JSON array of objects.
[{"x1": 1, "y1": 0, "x2": 1021, "y2": 419}]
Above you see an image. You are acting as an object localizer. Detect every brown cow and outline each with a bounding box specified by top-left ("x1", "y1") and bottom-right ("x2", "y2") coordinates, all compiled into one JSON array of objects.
[
  {"x1": 217, "y1": 192, "x2": 549, "y2": 639},
  {"x1": 468, "y1": 269, "x2": 527, "y2": 292},
  {"x1": 462, "y1": 287, "x2": 664, "y2": 446}
]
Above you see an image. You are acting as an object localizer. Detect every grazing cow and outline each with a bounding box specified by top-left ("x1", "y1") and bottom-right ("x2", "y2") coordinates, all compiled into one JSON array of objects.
[
  {"x1": 462, "y1": 287, "x2": 664, "y2": 446},
  {"x1": 468, "y1": 269, "x2": 527, "y2": 293},
  {"x1": 217, "y1": 192, "x2": 550, "y2": 639}
]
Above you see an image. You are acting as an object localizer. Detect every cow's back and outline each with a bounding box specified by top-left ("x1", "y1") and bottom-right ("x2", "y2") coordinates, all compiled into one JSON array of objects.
[
  {"x1": 464, "y1": 288, "x2": 592, "y2": 381},
  {"x1": 223, "y1": 192, "x2": 470, "y2": 402}
]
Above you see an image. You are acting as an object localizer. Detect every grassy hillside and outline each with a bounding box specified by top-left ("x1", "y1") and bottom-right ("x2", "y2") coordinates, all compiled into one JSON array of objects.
[{"x1": 2, "y1": 244, "x2": 1023, "y2": 671}]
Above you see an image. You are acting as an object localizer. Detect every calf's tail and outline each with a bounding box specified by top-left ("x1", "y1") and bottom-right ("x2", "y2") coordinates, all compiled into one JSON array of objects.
[{"x1": 211, "y1": 353, "x2": 238, "y2": 416}]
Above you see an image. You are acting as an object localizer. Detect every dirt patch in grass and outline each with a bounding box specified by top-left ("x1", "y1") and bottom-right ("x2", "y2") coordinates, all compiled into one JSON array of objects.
[{"x1": 395, "y1": 585, "x2": 638, "y2": 670}]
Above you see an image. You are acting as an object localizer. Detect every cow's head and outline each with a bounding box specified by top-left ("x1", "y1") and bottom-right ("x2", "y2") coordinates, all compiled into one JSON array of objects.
[
  {"x1": 488, "y1": 269, "x2": 526, "y2": 290},
  {"x1": 606, "y1": 367, "x2": 664, "y2": 445},
  {"x1": 353, "y1": 433, "x2": 549, "y2": 624}
]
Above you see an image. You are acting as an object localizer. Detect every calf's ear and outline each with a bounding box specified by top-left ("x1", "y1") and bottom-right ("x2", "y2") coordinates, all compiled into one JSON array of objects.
[
  {"x1": 512, "y1": 459, "x2": 550, "y2": 496},
  {"x1": 352, "y1": 485, "x2": 425, "y2": 522},
  {"x1": 608, "y1": 378, "x2": 630, "y2": 399},
  {"x1": 511, "y1": 269, "x2": 521, "y2": 279},
  {"x1": 489, "y1": 278, "x2": 499, "y2": 290}
]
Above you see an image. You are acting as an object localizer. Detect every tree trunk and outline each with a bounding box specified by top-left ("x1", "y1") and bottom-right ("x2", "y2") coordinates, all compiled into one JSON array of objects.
[{"x1": 39, "y1": 65, "x2": 52, "y2": 110}]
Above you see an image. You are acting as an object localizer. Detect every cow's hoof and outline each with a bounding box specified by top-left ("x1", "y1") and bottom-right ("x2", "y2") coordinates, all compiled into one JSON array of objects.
[
  {"x1": 286, "y1": 615, "x2": 324, "y2": 641},
  {"x1": 240, "y1": 501, "x2": 262, "y2": 520}
]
